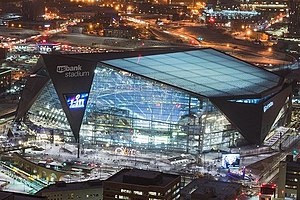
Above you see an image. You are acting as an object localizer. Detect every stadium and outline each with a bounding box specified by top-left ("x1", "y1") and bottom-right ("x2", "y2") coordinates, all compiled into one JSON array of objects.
[{"x1": 15, "y1": 48, "x2": 292, "y2": 154}]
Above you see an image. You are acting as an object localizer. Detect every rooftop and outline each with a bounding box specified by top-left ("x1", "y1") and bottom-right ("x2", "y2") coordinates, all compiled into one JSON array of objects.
[
  {"x1": 0, "y1": 191, "x2": 46, "y2": 200},
  {"x1": 37, "y1": 179, "x2": 102, "y2": 193},
  {"x1": 105, "y1": 168, "x2": 180, "y2": 187},
  {"x1": 41, "y1": 47, "x2": 283, "y2": 99},
  {"x1": 180, "y1": 178, "x2": 242, "y2": 200},
  {"x1": 101, "y1": 48, "x2": 282, "y2": 98}
]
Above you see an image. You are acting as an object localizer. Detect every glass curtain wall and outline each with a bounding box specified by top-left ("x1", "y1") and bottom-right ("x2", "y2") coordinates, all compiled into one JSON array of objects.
[
  {"x1": 27, "y1": 80, "x2": 73, "y2": 141},
  {"x1": 81, "y1": 63, "x2": 233, "y2": 153},
  {"x1": 26, "y1": 64, "x2": 235, "y2": 153}
]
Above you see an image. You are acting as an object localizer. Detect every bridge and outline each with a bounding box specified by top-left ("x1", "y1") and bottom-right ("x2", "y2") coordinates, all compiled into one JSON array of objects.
[
  {"x1": 12, "y1": 152, "x2": 66, "y2": 182},
  {"x1": 0, "y1": 144, "x2": 35, "y2": 154}
]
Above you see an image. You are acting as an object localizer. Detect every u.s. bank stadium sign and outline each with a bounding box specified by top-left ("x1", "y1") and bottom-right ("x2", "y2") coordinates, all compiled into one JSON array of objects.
[
  {"x1": 263, "y1": 101, "x2": 273, "y2": 113},
  {"x1": 56, "y1": 65, "x2": 90, "y2": 78}
]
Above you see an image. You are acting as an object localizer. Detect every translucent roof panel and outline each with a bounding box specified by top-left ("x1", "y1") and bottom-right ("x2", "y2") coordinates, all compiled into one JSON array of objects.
[{"x1": 102, "y1": 49, "x2": 281, "y2": 98}]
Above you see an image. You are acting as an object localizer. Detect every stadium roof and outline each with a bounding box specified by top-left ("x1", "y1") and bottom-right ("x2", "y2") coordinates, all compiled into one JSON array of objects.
[{"x1": 102, "y1": 48, "x2": 282, "y2": 98}]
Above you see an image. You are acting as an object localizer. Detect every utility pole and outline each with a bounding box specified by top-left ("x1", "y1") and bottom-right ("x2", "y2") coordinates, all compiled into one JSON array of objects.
[
  {"x1": 77, "y1": 137, "x2": 80, "y2": 158},
  {"x1": 279, "y1": 131, "x2": 282, "y2": 152}
]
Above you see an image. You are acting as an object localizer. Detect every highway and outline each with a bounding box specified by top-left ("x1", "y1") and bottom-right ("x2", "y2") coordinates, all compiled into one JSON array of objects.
[{"x1": 132, "y1": 17, "x2": 294, "y2": 66}]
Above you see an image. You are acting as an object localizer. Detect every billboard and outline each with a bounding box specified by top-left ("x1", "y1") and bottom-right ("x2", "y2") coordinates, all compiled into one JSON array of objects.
[
  {"x1": 65, "y1": 93, "x2": 88, "y2": 109},
  {"x1": 38, "y1": 43, "x2": 60, "y2": 54},
  {"x1": 221, "y1": 153, "x2": 240, "y2": 169}
]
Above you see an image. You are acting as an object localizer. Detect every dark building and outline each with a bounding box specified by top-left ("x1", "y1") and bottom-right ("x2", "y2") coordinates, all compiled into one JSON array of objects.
[
  {"x1": 37, "y1": 180, "x2": 103, "y2": 200},
  {"x1": 0, "y1": 69, "x2": 11, "y2": 93},
  {"x1": 8, "y1": 20, "x2": 60, "y2": 30},
  {"x1": 15, "y1": 48, "x2": 292, "y2": 155},
  {"x1": 95, "y1": 7, "x2": 119, "y2": 27},
  {"x1": 277, "y1": 154, "x2": 300, "y2": 199},
  {"x1": 103, "y1": 168, "x2": 181, "y2": 199},
  {"x1": 0, "y1": 48, "x2": 8, "y2": 60},
  {"x1": 0, "y1": 191, "x2": 46, "y2": 200},
  {"x1": 103, "y1": 26, "x2": 138, "y2": 39},
  {"x1": 0, "y1": 1, "x2": 22, "y2": 13},
  {"x1": 180, "y1": 178, "x2": 242, "y2": 200},
  {"x1": 136, "y1": 3, "x2": 187, "y2": 15},
  {"x1": 22, "y1": 0, "x2": 45, "y2": 21},
  {"x1": 206, "y1": 0, "x2": 241, "y2": 10},
  {"x1": 61, "y1": 6, "x2": 119, "y2": 26},
  {"x1": 288, "y1": 0, "x2": 300, "y2": 36}
]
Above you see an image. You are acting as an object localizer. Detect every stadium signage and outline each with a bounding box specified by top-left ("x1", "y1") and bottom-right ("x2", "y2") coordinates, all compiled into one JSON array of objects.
[
  {"x1": 56, "y1": 65, "x2": 90, "y2": 78},
  {"x1": 263, "y1": 101, "x2": 273, "y2": 112},
  {"x1": 66, "y1": 93, "x2": 88, "y2": 109}
]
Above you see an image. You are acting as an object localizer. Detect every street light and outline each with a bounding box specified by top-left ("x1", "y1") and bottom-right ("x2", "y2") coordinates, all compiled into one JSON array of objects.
[
  {"x1": 246, "y1": 30, "x2": 251, "y2": 36},
  {"x1": 268, "y1": 47, "x2": 272, "y2": 52}
]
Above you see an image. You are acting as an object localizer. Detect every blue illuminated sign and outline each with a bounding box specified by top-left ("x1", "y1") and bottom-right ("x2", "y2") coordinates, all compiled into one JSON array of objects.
[
  {"x1": 66, "y1": 93, "x2": 88, "y2": 109},
  {"x1": 263, "y1": 101, "x2": 273, "y2": 112},
  {"x1": 229, "y1": 95, "x2": 274, "y2": 105},
  {"x1": 229, "y1": 99, "x2": 261, "y2": 104}
]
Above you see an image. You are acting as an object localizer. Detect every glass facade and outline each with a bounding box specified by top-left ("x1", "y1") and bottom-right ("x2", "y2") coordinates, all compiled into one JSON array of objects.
[
  {"x1": 26, "y1": 63, "x2": 240, "y2": 154},
  {"x1": 27, "y1": 80, "x2": 71, "y2": 139},
  {"x1": 103, "y1": 49, "x2": 281, "y2": 97}
]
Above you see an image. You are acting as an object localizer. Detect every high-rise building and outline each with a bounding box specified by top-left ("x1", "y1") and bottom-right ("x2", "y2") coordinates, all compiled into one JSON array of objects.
[
  {"x1": 103, "y1": 168, "x2": 181, "y2": 200},
  {"x1": 277, "y1": 154, "x2": 300, "y2": 199},
  {"x1": 288, "y1": 0, "x2": 300, "y2": 36},
  {"x1": 22, "y1": 0, "x2": 45, "y2": 21}
]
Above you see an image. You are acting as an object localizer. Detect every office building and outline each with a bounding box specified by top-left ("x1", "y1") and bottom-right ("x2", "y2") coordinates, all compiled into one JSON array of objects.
[
  {"x1": 277, "y1": 154, "x2": 300, "y2": 199},
  {"x1": 36, "y1": 180, "x2": 103, "y2": 200},
  {"x1": 288, "y1": 0, "x2": 300, "y2": 36},
  {"x1": 103, "y1": 168, "x2": 181, "y2": 199}
]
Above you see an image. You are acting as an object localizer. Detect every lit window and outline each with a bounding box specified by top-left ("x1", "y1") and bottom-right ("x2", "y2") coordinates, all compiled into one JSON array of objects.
[
  {"x1": 119, "y1": 195, "x2": 129, "y2": 199},
  {"x1": 133, "y1": 191, "x2": 142, "y2": 195},
  {"x1": 121, "y1": 189, "x2": 131, "y2": 193}
]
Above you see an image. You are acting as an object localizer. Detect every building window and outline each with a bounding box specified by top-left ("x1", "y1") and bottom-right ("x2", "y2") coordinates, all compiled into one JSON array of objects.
[
  {"x1": 119, "y1": 195, "x2": 129, "y2": 199},
  {"x1": 133, "y1": 191, "x2": 143, "y2": 195},
  {"x1": 121, "y1": 189, "x2": 131, "y2": 193},
  {"x1": 149, "y1": 191, "x2": 156, "y2": 196}
]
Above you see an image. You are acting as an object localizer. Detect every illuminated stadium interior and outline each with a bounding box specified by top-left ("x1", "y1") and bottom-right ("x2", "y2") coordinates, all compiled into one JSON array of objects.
[
  {"x1": 28, "y1": 64, "x2": 238, "y2": 153},
  {"x1": 17, "y1": 48, "x2": 292, "y2": 154}
]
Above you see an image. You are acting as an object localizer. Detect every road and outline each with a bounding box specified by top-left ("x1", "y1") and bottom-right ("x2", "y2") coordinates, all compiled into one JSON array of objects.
[
  {"x1": 138, "y1": 18, "x2": 292, "y2": 66},
  {"x1": 171, "y1": 26, "x2": 291, "y2": 65}
]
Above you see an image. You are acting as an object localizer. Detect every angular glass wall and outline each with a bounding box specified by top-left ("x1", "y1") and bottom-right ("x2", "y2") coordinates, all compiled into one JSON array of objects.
[
  {"x1": 24, "y1": 64, "x2": 238, "y2": 153},
  {"x1": 264, "y1": 95, "x2": 292, "y2": 147},
  {"x1": 80, "y1": 63, "x2": 234, "y2": 153},
  {"x1": 202, "y1": 110, "x2": 237, "y2": 152},
  {"x1": 26, "y1": 80, "x2": 72, "y2": 141}
]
